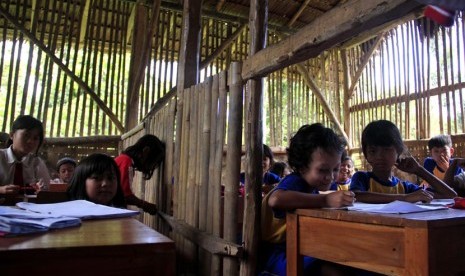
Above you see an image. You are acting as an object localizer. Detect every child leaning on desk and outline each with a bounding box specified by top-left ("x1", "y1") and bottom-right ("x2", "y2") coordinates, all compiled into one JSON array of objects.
[
  {"x1": 67, "y1": 153, "x2": 126, "y2": 208},
  {"x1": 350, "y1": 120, "x2": 457, "y2": 204},
  {"x1": 259, "y1": 123, "x2": 355, "y2": 276}
]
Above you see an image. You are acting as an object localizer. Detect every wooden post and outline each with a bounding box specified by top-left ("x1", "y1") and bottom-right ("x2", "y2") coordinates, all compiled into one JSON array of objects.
[
  {"x1": 240, "y1": 0, "x2": 267, "y2": 275},
  {"x1": 126, "y1": 0, "x2": 160, "y2": 130},
  {"x1": 223, "y1": 62, "x2": 243, "y2": 275}
]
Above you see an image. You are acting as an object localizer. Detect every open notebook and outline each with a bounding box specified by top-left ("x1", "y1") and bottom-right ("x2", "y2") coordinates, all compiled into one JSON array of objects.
[
  {"x1": 346, "y1": 200, "x2": 452, "y2": 214},
  {"x1": 16, "y1": 200, "x2": 140, "y2": 220}
]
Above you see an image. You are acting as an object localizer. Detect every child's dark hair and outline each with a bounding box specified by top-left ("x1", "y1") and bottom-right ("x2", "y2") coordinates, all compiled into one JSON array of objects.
[
  {"x1": 269, "y1": 161, "x2": 289, "y2": 177},
  {"x1": 428, "y1": 134, "x2": 452, "y2": 150},
  {"x1": 287, "y1": 123, "x2": 345, "y2": 173},
  {"x1": 123, "y1": 134, "x2": 165, "y2": 180},
  {"x1": 263, "y1": 144, "x2": 275, "y2": 167},
  {"x1": 361, "y1": 120, "x2": 405, "y2": 156},
  {"x1": 341, "y1": 150, "x2": 354, "y2": 164},
  {"x1": 67, "y1": 153, "x2": 126, "y2": 208},
  {"x1": 8, "y1": 115, "x2": 45, "y2": 154}
]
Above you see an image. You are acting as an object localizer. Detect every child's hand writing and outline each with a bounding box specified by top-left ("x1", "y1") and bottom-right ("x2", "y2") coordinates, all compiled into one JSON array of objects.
[
  {"x1": 325, "y1": 190, "x2": 355, "y2": 208},
  {"x1": 404, "y1": 189, "x2": 434, "y2": 203}
]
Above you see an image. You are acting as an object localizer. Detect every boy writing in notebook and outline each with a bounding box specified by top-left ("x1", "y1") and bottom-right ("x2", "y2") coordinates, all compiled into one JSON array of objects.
[
  {"x1": 260, "y1": 123, "x2": 355, "y2": 275},
  {"x1": 350, "y1": 120, "x2": 456, "y2": 203}
]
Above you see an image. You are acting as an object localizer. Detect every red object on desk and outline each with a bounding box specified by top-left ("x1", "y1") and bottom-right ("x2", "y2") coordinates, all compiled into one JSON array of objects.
[{"x1": 452, "y1": 197, "x2": 465, "y2": 209}]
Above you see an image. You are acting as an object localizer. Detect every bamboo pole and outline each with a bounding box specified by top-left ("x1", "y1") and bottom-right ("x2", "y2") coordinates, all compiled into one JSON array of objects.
[{"x1": 223, "y1": 62, "x2": 243, "y2": 275}]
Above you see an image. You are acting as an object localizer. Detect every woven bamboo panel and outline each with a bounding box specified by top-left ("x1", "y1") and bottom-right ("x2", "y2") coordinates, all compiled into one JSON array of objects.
[{"x1": 40, "y1": 136, "x2": 121, "y2": 178}]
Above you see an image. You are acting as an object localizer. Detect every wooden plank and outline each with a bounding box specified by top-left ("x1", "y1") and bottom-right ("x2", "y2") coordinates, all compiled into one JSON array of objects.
[
  {"x1": 241, "y1": 0, "x2": 423, "y2": 80},
  {"x1": 159, "y1": 212, "x2": 242, "y2": 257}
]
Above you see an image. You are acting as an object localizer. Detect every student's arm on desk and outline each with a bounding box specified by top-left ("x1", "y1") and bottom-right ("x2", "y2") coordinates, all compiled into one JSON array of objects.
[
  {"x1": 353, "y1": 190, "x2": 434, "y2": 204},
  {"x1": 396, "y1": 156, "x2": 457, "y2": 199},
  {"x1": 268, "y1": 189, "x2": 354, "y2": 210}
]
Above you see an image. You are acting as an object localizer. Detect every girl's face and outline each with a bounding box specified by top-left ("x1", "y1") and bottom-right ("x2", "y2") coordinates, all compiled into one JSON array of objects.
[
  {"x1": 58, "y1": 163, "x2": 75, "y2": 183},
  {"x1": 263, "y1": 156, "x2": 271, "y2": 173},
  {"x1": 300, "y1": 148, "x2": 341, "y2": 191},
  {"x1": 10, "y1": 128, "x2": 41, "y2": 158},
  {"x1": 338, "y1": 160, "x2": 354, "y2": 182},
  {"x1": 365, "y1": 145, "x2": 398, "y2": 171},
  {"x1": 85, "y1": 168, "x2": 118, "y2": 205}
]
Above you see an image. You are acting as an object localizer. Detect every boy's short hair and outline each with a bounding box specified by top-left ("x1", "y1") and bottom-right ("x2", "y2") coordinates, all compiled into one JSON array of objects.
[
  {"x1": 361, "y1": 120, "x2": 404, "y2": 156},
  {"x1": 428, "y1": 134, "x2": 452, "y2": 150},
  {"x1": 56, "y1": 157, "x2": 77, "y2": 171},
  {"x1": 287, "y1": 123, "x2": 345, "y2": 173}
]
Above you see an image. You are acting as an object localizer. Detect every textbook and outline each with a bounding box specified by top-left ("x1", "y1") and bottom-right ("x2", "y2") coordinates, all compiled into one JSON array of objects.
[
  {"x1": 0, "y1": 206, "x2": 81, "y2": 236},
  {"x1": 16, "y1": 200, "x2": 140, "y2": 220},
  {"x1": 346, "y1": 200, "x2": 449, "y2": 214}
]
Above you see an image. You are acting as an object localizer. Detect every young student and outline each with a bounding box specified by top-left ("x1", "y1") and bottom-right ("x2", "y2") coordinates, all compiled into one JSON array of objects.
[
  {"x1": 240, "y1": 144, "x2": 281, "y2": 196},
  {"x1": 330, "y1": 152, "x2": 355, "y2": 191},
  {"x1": 269, "y1": 161, "x2": 292, "y2": 178},
  {"x1": 115, "y1": 134, "x2": 165, "y2": 214},
  {"x1": 350, "y1": 120, "x2": 457, "y2": 203},
  {"x1": 0, "y1": 115, "x2": 50, "y2": 196},
  {"x1": 67, "y1": 153, "x2": 125, "y2": 207},
  {"x1": 54, "y1": 157, "x2": 77, "y2": 184},
  {"x1": 260, "y1": 123, "x2": 355, "y2": 275},
  {"x1": 421, "y1": 134, "x2": 463, "y2": 188},
  {"x1": 444, "y1": 157, "x2": 465, "y2": 196}
]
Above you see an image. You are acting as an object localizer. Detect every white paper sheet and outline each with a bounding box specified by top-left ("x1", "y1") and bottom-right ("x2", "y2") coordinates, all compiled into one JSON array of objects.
[
  {"x1": 346, "y1": 200, "x2": 449, "y2": 214},
  {"x1": 17, "y1": 200, "x2": 139, "y2": 220}
]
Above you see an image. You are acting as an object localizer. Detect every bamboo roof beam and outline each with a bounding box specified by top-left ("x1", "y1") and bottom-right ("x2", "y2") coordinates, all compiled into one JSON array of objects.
[
  {"x1": 287, "y1": 0, "x2": 311, "y2": 27},
  {"x1": 126, "y1": 0, "x2": 161, "y2": 130},
  {"x1": 159, "y1": 1, "x2": 296, "y2": 35},
  {"x1": 216, "y1": 0, "x2": 226, "y2": 11},
  {"x1": 0, "y1": 5, "x2": 124, "y2": 132},
  {"x1": 295, "y1": 63, "x2": 351, "y2": 147},
  {"x1": 200, "y1": 24, "x2": 246, "y2": 69},
  {"x1": 347, "y1": 32, "x2": 386, "y2": 99},
  {"x1": 79, "y1": 0, "x2": 91, "y2": 43},
  {"x1": 126, "y1": 5, "x2": 137, "y2": 44},
  {"x1": 241, "y1": 0, "x2": 423, "y2": 80}
]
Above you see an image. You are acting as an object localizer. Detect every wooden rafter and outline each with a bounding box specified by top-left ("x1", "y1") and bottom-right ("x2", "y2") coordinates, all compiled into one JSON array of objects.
[
  {"x1": 241, "y1": 0, "x2": 423, "y2": 80},
  {"x1": 296, "y1": 63, "x2": 351, "y2": 147},
  {"x1": 287, "y1": 0, "x2": 311, "y2": 27},
  {"x1": 79, "y1": 0, "x2": 91, "y2": 43},
  {"x1": 200, "y1": 24, "x2": 246, "y2": 69},
  {"x1": 347, "y1": 32, "x2": 386, "y2": 99},
  {"x1": 0, "y1": 5, "x2": 124, "y2": 132}
]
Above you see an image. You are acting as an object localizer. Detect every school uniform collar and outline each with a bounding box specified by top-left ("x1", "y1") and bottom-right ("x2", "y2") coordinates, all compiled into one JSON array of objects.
[{"x1": 5, "y1": 146, "x2": 28, "y2": 164}]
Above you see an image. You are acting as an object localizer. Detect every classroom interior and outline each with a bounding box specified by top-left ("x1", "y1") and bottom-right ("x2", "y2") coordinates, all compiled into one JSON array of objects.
[{"x1": 1, "y1": 0, "x2": 465, "y2": 275}]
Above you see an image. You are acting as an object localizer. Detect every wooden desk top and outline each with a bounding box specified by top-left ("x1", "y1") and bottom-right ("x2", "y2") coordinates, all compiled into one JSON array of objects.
[
  {"x1": 0, "y1": 217, "x2": 174, "y2": 250},
  {"x1": 294, "y1": 207, "x2": 465, "y2": 228},
  {"x1": 0, "y1": 218, "x2": 176, "y2": 275}
]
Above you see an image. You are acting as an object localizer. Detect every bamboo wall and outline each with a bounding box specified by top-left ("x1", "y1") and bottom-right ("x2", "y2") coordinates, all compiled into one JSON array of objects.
[{"x1": 122, "y1": 64, "x2": 244, "y2": 275}]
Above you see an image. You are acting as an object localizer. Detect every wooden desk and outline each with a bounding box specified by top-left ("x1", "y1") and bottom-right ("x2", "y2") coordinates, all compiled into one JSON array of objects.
[
  {"x1": 287, "y1": 208, "x2": 465, "y2": 276},
  {"x1": 0, "y1": 218, "x2": 175, "y2": 275}
]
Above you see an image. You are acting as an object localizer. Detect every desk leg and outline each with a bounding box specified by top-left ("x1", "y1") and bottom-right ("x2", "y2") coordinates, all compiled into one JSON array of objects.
[{"x1": 287, "y1": 212, "x2": 303, "y2": 276}]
